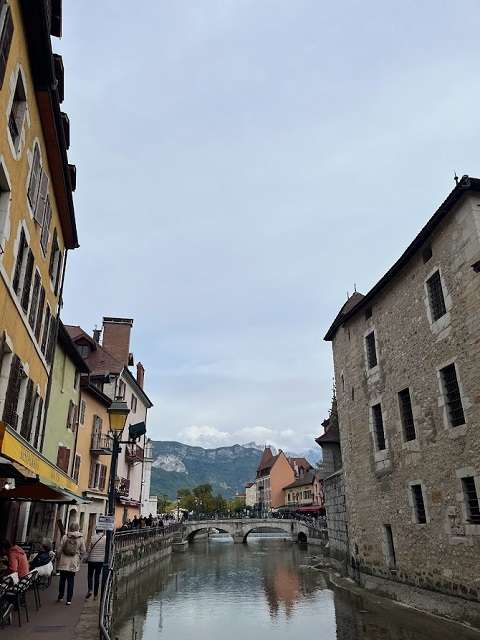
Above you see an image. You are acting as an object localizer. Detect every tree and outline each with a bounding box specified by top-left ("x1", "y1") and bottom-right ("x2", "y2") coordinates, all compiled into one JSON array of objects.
[{"x1": 157, "y1": 494, "x2": 172, "y2": 513}]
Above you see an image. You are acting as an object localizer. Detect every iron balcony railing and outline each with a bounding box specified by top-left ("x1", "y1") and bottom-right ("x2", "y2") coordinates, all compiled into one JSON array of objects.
[
  {"x1": 90, "y1": 433, "x2": 113, "y2": 453},
  {"x1": 115, "y1": 477, "x2": 130, "y2": 497},
  {"x1": 125, "y1": 444, "x2": 144, "y2": 465}
]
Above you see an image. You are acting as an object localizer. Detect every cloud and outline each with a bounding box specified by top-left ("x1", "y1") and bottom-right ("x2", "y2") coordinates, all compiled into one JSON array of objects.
[{"x1": 179, "y1": 424, "x2": 313, "y2": 452}]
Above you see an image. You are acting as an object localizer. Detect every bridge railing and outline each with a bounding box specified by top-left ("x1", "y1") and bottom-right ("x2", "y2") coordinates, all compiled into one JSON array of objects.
[{"x1": 114, "y1": 523, "x2": 180, "y2": 552}]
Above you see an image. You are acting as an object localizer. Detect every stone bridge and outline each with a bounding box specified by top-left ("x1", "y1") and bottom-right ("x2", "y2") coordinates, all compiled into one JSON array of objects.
[{"x1": 182, "y1": 518, "x2": 322, "y2": 544}]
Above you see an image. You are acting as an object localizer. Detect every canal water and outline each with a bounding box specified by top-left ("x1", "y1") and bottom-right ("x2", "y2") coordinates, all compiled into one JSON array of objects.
[{"x1": 114, "y1": 538, "x2": 479, "y2": 640}]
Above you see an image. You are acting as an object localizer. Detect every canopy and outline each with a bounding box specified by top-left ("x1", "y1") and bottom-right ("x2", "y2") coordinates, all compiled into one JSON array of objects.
[{"x1": 295, "y1": 506, "x2": 324, "y2": 513}]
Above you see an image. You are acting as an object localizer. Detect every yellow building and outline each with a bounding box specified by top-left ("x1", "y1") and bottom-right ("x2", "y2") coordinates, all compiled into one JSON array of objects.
[{"x1": 0, "y1": 0, "x2": 78, "y2": 542}]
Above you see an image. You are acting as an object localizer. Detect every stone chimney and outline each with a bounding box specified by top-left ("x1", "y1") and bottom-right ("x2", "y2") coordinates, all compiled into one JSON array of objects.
[
  {"x1": 136, "y1": 362, "x2": 145, "y2": 389},
  {"x1": 102, "y1": 317, "x2": 133, "y2": 366},
  {"x1": 92, "y1": 328, "x2": 101, "y2": 344}
]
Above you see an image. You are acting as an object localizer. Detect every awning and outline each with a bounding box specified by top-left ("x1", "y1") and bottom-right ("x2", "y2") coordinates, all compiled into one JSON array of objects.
[
  {"x1": 0, "y1": 480, "x2": 88, "y2": 504},
  {"x1": 0, "y1": 422, "x2": 82, "y2": 499},
  {"x1": 295, "y1": 506, "x2": 324, "y2": 513}
]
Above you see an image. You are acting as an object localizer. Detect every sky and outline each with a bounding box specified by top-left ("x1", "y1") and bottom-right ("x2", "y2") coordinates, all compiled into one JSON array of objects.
[{"x1": 56, "y1": 1, "x2": 480, "y2": 452}]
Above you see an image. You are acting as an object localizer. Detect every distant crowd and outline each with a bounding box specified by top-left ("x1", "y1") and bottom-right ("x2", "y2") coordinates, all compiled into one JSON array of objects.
[{"x1": 116, "y1": 512, "x2": 180, "y2": 531}]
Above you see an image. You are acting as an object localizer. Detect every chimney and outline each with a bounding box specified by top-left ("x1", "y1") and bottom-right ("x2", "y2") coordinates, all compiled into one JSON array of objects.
[
  {"x1": 136, "y1": 362, "x2": 145, "y2": 389},
  {"x1": 102, "y1": 317, "x2": 133, "y2": 366},
  {"x1": 92, "y1": 328, "x2": 101, "y2": 344}
]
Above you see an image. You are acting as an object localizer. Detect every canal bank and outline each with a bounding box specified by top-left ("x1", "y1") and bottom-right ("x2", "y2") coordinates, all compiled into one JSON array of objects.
[{"x1": 112, "y1": 538, "x2": 480, "y2": 640}]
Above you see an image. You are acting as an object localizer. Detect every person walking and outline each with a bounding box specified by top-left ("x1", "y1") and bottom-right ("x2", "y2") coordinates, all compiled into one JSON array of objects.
[
  {"x1": 85, "y1": 529, "x2": 106, "y2": 600},
  {"x1": 57, "y1": 522, "x2": 85, "y2": 605}
]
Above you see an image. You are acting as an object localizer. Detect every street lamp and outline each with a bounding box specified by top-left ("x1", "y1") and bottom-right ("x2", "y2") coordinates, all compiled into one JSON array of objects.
[{"x1": 102, "y1": 400, "x2": 130, "y2": 592}]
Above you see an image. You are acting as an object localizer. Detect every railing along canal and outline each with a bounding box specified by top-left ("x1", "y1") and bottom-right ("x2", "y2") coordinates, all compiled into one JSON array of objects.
[{"x1": 99, "y1": 524, "x2": 181, "y2": 640}]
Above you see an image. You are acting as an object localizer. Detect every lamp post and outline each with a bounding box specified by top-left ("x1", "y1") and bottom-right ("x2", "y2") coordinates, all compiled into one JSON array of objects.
[{"x1": 102, "y1": 400, "x2": 130, "y2": 592}]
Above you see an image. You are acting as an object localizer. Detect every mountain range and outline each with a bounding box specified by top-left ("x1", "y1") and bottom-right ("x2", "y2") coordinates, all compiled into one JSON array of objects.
[{"x1": 149, "y1": 441, "x2": 321, "y2": 500}]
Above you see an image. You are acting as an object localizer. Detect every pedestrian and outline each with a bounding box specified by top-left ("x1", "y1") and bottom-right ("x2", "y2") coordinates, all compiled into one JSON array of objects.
[
  {"x1": 57, "y1": 522, "x2": 86, "y2": 605},
  {"x1": 0, "y1": 539, "x2": 29, "y2": 578},
  {"x1": 86, "y1": 528, "x2": 106, "y2": 600}
]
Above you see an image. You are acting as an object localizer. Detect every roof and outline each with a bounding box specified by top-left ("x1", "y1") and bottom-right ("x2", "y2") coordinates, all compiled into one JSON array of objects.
[
  {"x1": 283, "y1": 470, "x2": 317, "y2": 490},
  {"x1": 65, "y1": 325, "x2": 123, "y2": 376},
  {"x1": 122, "y1": 366, "x2": 153, "y2": 409},
  {"x1": 57, "y1": 322, "x2": 89, "y2": 373},
  {"x1": 289, "y1": 457, "x2": 312, "y2": 471},
  {"x1": 257, "y1": 447, "x2": 275, "y2": 473},
  {"x1": 315, "y1": 420, "x2": 340, "y2": 446},
  {"x1": 245, "y1": 482, "x2": 254, "y2": 488},
  {"x1": 324, "y1": 175, "x2": 480, "y2": 340},
  {"x1": 80, "y1": 378, "x2": 112, "y2": 408},
  {"x1": 19, "y1": 0, "x2": 77, "y2": 249}
]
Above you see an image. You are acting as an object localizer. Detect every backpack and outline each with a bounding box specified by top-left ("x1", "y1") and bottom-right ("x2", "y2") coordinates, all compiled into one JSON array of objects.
[{"x1": 62, "y1": 536, "x2": 78, "y2": 556}]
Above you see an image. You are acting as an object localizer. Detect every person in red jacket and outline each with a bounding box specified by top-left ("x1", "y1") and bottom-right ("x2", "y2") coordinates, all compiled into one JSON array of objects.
[{"x1": 0, "y1": 539, "x2": 29, "y2": 578}]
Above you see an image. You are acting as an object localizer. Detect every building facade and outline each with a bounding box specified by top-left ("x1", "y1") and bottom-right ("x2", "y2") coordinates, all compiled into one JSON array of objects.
[
  {"x1": 324, "y1": 176, "x2": 480, "y2": 621},
  {"x1": 283, "y1": 470, "x2": 323, "y2": 510},
  {"x1": 0, "y1": 0, "x2": 78, "y2": 543}
]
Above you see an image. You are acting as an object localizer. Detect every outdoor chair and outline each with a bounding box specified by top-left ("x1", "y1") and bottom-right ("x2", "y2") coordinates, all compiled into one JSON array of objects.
[
  {"x1": 0, "y1": 577, "x2": 13, "y2": 628},
  {"x1": 28, "y1": 569, "x2": 41, "y2": 610},
  {"x1": 6, "y1": 573, "x2": 35, "y2": 627}
]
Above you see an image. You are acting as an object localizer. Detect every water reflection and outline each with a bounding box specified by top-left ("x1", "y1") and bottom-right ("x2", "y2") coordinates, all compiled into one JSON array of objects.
[{"x1": 114, "y1": 540, "x2": 479, "y2": 640}]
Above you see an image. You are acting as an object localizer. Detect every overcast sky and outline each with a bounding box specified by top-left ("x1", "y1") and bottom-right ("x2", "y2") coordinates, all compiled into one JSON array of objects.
[{"x1": 56, "y1": 1, "x2": 480, "y2": 452}]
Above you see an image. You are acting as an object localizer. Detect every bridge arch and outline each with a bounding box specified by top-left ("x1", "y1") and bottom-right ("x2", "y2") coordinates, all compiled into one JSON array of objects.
[
  {"x1": 187, "y1": 526, "x2": 231, "y2": 542},
  {"x1": 242, "y1": 524, "x2": 291, "y2": 543}
]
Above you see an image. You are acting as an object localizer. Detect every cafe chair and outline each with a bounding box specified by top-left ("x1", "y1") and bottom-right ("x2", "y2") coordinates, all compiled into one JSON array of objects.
[
  {"x1": 6, "y1": 573, "x2": 35, "y2": 627},
  {"x1": 0, "y1": 577, "x2": 13, "y2": 627},
  {"x1": 28, "y1": 570, "x2": 41, "y2": 610}
]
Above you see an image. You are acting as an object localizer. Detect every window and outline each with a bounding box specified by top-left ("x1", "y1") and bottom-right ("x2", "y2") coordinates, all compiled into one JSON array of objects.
[
  {"x1": 77, "y1": 343, "x2": 89, "y2": 358},
  {"x1": 12, "y1": 227, "x2": 27, "y2": 294},
  {"x1": 49, "y1": 229, "x2": 62, "y2": 294},
  {"x1": 131, "y1": 394, "x2": 137, "y2": 412},
  {"x1": 462, "y1": 477, "x2": 480, "y2": 524},
  {"x1": 0, "y1": 161, "x2": 10, "y2": 244},
  {"x1": 440, "y1": 364, "x2": 465, "y2": 427},
  {"x1": 117, "y1": 379, "x2": 126, "y2": 399},
  {"x1": 422, "y1": 245, "x2": 432, "y2": 263},
  {"x1": 66, "y1": 400, "x2": 76, "y2": 430},
  {"x1": 0, "y1": 3, "x2": 13, "y2": 89},
  {"x1": 398, "y1": 388, "x2": 416, "y2": 441},
  {"x1": 351, "y1": 387, "x2": 355, "y2": 401},
  {"x1": 2, "y1": 354, "x2": 21, "y2": 428},
  {"x1": 384, "y1": 524, "x2": 396, "y2": 568},
  {"x1": 41, "y1": 305, "x2": 51, "y2": 355},
  {"x1": 20, "y1": 249, "x2": 33, "y2": 312},
  {"x1": 365, "y1": 331, "x2": 377, "y2": 369},
  {"x1": 8, "y1": 72, "x2": 26, "y2": 151},
  {"x1": 32, "y1": 396, "x2": 43, "y2": 450},
  {"x1": 79, "y1": 399, "x2": 86, "y2": 425},
  {"x1": 34, "y1": 286, "x2": 45, "y2": 341},
  {"x1": 426, "y1": 271, "x2": 446, "y2": 321},
  {"x1": 372, "y1": 403, "x2": 386, "y2": 451},
  {"x1": 56, "y1": 445, "x2": 70, "y2": 473},
  {"x1": 72, "y1": 455, "x2": 81, "y2": 483},
  {"x1": 27, "y1": 143, "x2": 41, "y2": 211},
  {"x1": 19, "y1": 378, "x2": 34, "y2": 440},
  {"x1": 40, "y1": 196, "x2": 51, "y2": 254},
  {"x1": 411, "y1": 484, "x2": 426, "y2": 523},
  {"x1": 89, "y1": 461, "x2": 107, "y2": 491},
  {"x1": 28, "y1": 271, "x2": 40, "y2": 329}
]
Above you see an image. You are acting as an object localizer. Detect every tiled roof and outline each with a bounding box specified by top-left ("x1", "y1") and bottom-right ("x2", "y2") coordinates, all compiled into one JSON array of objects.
[
  {"x1": 65, "y1": 325, "x2": 123, "y2": 376},
  {"x1": 315, "y1": 418, "x2": 340, "y2": 445},
  {"x1": 283, "y1": 470, "x2": 317, "y2": 490},
  {"x1": 289, "y1": 457, "x2": 313, "y2": 471},
  {"x1": 256, "y1": 447, "x2": 275, "y2": 473}
]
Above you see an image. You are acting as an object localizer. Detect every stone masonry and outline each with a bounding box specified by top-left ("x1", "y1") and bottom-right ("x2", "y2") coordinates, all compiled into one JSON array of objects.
[
  {"x1": 324, "y1": 178, "x2": 480, "y2": 625},
  {"x1": 323, "y1": 470, "x2": 348, "y2": 565}
]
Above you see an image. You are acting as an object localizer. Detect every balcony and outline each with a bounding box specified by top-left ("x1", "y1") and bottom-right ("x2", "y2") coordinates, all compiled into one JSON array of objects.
[
  {"x1": 125, "y1": 444, "x2": 144, "y2": 465},
  {"x1": 90, "y1": 433, "x2": 113, "y2": 454},
  {"x1": 115, "y1": 477, "x2": 130, "y2": 497}
]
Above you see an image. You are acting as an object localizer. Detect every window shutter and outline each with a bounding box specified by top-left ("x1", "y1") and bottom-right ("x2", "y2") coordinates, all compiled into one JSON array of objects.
[
  {"x1": 66, "y1": 400, "x2": 73, "y2": 429},
  {"x1": 34, "y1": 287, "x2": 45, "y2": 341},
  {"x1": 48, "y1": 229, "x2": 57, "y2": 279},
  {"x1": 35, "y1": 170, "x2": 49, "y2": 224},
  {"x1": 73, "y1": 455, "x2": 81, "y2": 482},
  {"x1": 41, "y1": 306, "x2": 51, "y2": 354},
  {"x1": 12, "y1": 229, "x2": 26, "y2": 294},
  {"x1": 56, "y1": 446, "x2": 70, "y2": 473},
  {"x1": 20, "y1": 379, "x2": 34, "y2": 440},
  {"x1": 28, "y1": 272, "x2": 40, "y2": 329},
  {"x1": 32, "y1": 396, "x2": 43, "y2": 449},
  {"x1": 99, "y1": 464, "x2": 106, "y2": 491},
  {"x1": 20, "y1": 249, "x2": 34, "y2": 312},
  {"x1": 88, "y1": 460, "x2": 95, "y2": 488},
  {"x1": 54, "y1": 251, "x2": 63, "y2": 296},
  {"x1": 79, "y1": 399, "x2": 86, "y2": 425},
  {"x1": 0, "y1": 7, "x2": 13, "y2": 90},
  {"x1": 46, "y1": 314, "x2": 56, "y2": 363},
  {"x1": 3, "y1": 355, "x2": 21, "y2": 427},
  {"x1": 28, "y1": 144, "x2": 41, "y2": 209},
  {"x1": 40, "y1": 197, "x2": 52, "y2": 254}
]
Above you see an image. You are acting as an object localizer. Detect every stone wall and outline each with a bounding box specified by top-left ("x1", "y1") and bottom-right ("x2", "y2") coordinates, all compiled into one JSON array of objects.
[
  {"x1": 114, "y1": 526, "x2": 177, "y2": 580},
  {"x1": 324, "y1": 470, "x2": 348, "y2": 566},
  {"x1": 329, "y1": 192, "x2": 480, "y2": 615}
]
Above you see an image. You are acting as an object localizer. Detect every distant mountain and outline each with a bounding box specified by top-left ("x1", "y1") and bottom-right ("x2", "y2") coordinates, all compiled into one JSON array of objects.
[{"x1": 150, "y1": 441, "x2": 262, "y2": 500}]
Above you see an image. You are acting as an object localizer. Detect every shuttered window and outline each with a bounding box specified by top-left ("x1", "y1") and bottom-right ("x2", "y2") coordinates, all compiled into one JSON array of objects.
[
  {"x1": 40, "y1": 196, "x2": 51, "y2": 254},
  {"x1": 34, "y1": 286, "x2": 45, "y2": 341},
  {"x1": 72, "y1": 455, "x2": 81, "y2": 483},
  {"x1": 398, "y1": 388, "x2": 416, "y2": 441},
  {"x1": 56, "y1": 445, "x2": 70, "y2": 473},
  {"x1": 440, "y1": 364, "x2": 465, "y2": 427},
  {"x1": 365, "y1": 331, "x2": 377, "y2": 369},
  {"x1": 46, "y1": 315, "x2": 55, "y2": 364},
  {"x1": 41, "y1": 306, "x2": 51, "y2": 354},
  {"x1": 426, "y1": 271, "x2": 447, "y2": 322},
  {"x1": 0, "y1": 5, "x2": 13, "y2": 90},
  {"x1": 28, "y1": 272, "x2": 40, "y2": 329},
  {"x1": 12, "y1": 228, "x2": 27, "y2": 294},
  {"x1": 49, "y1": 229, "x2": 62, "y2": 294},
  {"x1": 98, "y1": 464, "x2": 107, "y2": 491},
  {"x1": 79, "y1": 399, "x2": 86, "y2": 425},
  {"x1": 28, "y1": 143, "x2": 41, "y2": 210},
  {"x1": 372, "y1": 403, "x2": 386, "y2": 451},
  {"x1": 66, "y1": 400, "x2": 74, "y2": 429},
  {"x1": 411, "y1": 484, "x2": 427, "y2": 524},
  {"x1": 462, "y1": 477, "x2": 480, "y2": 524},
  {"x1": 20, "y1": 378, "x2": 34, "y2": 440},
  {"x1": 3, "y1": 355, "x2": 21, "y2": 428},
  {"x1": 32, "y1": 395, "x2": 43, "y2": 449},
  {"x1": 20, "y1": 249, "x2": 34, "y2": 312}
]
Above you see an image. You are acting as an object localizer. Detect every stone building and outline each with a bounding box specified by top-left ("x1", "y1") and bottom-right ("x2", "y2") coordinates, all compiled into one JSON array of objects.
[{"x1": 324, "y1": 175, "x2": 480, "y2": 624}]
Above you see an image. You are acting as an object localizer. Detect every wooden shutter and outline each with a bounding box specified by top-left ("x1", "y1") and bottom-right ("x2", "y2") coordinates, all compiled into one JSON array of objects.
[
  {"x1": 99, "y1": 464, "x2": 106, "y2": 491},
  {"x1": 0, "y1": 7, "x2": 13, "y2": 90},
  {"x1": 20, "y1": 249, "x2": 34, "y2": 312},
  {"x1": 28, "y1": 272, "x2": 40, "y2": 329},
  {"x1": 35, "y1": 170, "x2": 49, "y2": 224},
  {"x1": 56, "y1": 446, "x2": 70, "y2": 473},
  {"x1": 73, "y1": 455, "x2": 81, "y2": 482},
  {"x1": 54, "y1": 251, "x2": 63, "y2": 296},
  {"x1": 79, "y1": 399, "x2": 86, "y2": 425},
  {"x1": 46, "y1": 314, "x2": 56, "y2": 363},
  {"x1": 66, "y1": 400, "x2": 73, "y2": 429},
  {"x1": 12, "y1": 229, "x2": 26, "y2": 294},
  {"x1": 40, "y1": 197, "x2": 51, "y2": 254},
  {"x1": 48, "y1": 229, "x2": 57, "y2": 279},
  {"x1": 88, "y1": 460, "x2": 95, "y2": 488},
  {"x1": 32, "y1": 395, "x2": 43, "y2": 449},
  {"x1": 20, "y1": 379, "x2": 34, "y2": 440},
  {"x1": 34, "y1": 287, "x2": 45, "y2": 341},
  {"x1": 2, "y1": 355, "x2": 21, "y2": 427},
  {"x1": 28, "y1": 144, "x2": 41, "y2": 209},
  {"x1": 41, "y1": 306, "x2": 51, "y2": 354}
]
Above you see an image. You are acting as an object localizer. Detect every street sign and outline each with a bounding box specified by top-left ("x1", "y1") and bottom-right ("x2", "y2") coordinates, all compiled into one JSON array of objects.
[{"x1": 97, "y1": 515, "x2": 115, "y2": 531}]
